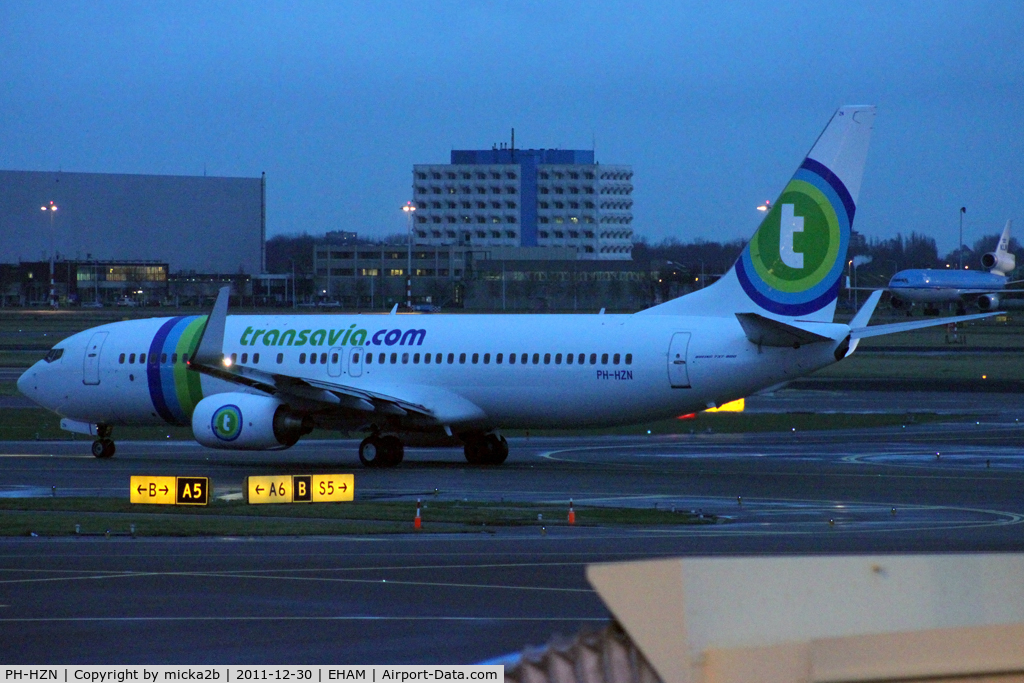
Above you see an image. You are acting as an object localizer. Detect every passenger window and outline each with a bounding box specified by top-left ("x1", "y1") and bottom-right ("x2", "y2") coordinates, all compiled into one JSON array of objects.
[
  {"x1": 496, "y1": 353, "x2": 503, "y2": 364},
  {"x1": 161, "y1": 353, "x2": 168, "y2": 364},
  {"x1": 459, "y1": 353, "x2": 466, "y2": 364},
  {"x1": 578, "y1": 353, "x2": 585, "y2": 364},
  {"x1": 183, "y1": 353, "x2": 189, "y2": 364},
  {"x1": 435, "y1": 353, "x2": 442, "y2": 364},
  {"x1": 482, "y1": 353, "x2": 489, "y2": 364},
  {"x1": 566, "y1": 354, "x2": 573, "y2": 365},
  {"x1": 129, "y1": 353, "x2": 136, "y2": 363},
  {"x1": 424, "y1": 353, "x2": 431, "y2": 364},
  {"x1": 332, "y1": 353, "x2": 339, "y2": 363},
  {"x1": 380, "y1": 353, "x2": 386, "y2": 364},
  {"x1": 366, "y1": 353, "x2": 373, "y2": 365},
  {"x1": 299, "y1": 353, "x2": 307, "y2": 363},
  {"x1": 309, "y1": 353, "x2": 317, "y2": 365},
  {"x1": 253, "y1": 353, "x2": 260, "y2": 364},
  {"x1": 414, "y1": 353, "x2": 420, "y2": 364},
  {"x1": 353, "y1": 353, "x2": 360, "y2": 363},
  {"x1": 240, "y1": 353, "x2": 247, "y2": 364},
  {"x1": 472, "y1": 353, "x2": 479, "y2": 364},
  {"x1": 119, "y1": 353, "x2": 125, "y2": 364},
  {"x1": 276, "y1": 353, "x2": 283, "y2": 364},
  {"x1": 601, "y1": 353, "x2": 609, "y2": 364},
  {"x1": 589, "y1": 353, "x2": 597, "y2": 365},
  {"x1": 544, "y1": 353, "x2": 551, "y2": 364},
  {"x1": 532, "y1": 353, "x2": 539, "y2": 364},
  {"x1": 508, "y1": 353, "x2": 515, "y2": 365},
  {"x1": 139, "y1": 354, "x2": 146, "y2": 364},
  {"x1": 320, "y1": 353, "x2": 327, "y2": 364},
  {"x1": 447, "y1": 353, "x2": 455, "y2": 364},
  {"x1": 521, "y1": 353, "x2": 528, "y2": 364},
  {"x1": 613, "y1": 353, "x2": 620, "y2": 365},
  {"x1": 555, "y1": 353, "x2": 562, "y2": 364},
  {"x1": 402, "y1": 353, "x2": 409, "y2": 364},
  {"x1": 390, "y1": 353, "x2": 397, "y2": 364},
  {"x1": 230, "y1": 353, "x2": 237, "y2": 364}
]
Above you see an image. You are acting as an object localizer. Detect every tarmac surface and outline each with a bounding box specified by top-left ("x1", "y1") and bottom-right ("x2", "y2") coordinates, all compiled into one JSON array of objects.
[{"x1": 1, "y1": 415, "x2": 1024, "y2": 664}]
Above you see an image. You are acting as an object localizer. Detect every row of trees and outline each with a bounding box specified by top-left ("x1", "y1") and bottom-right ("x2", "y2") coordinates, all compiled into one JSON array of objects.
[{"x1": 266, "y1": 230, "x2": 1020, "y2": 285}]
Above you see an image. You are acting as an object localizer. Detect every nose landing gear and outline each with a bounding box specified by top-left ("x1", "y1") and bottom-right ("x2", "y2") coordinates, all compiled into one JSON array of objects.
[
  {"x1": 91, "y1": 425, "x2": 116, "y2": 459},
  {"x1": 91, "y1": 439, "x2": 115, "y2": 458}
]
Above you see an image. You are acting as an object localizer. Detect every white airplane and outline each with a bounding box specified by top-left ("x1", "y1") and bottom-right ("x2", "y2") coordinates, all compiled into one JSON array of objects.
[
  {"x1": 888, "y1": 220, "x2": 1021, "y2": 313},
  {"x1": 17, "y1": 105, "x2": 999, "y2": 467}
]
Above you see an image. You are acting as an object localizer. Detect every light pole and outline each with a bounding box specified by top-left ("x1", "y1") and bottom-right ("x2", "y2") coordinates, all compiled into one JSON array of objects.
[
  {"x1": 41, "y1": 201, "x2": 58, "y2": 308},
  {"x1": 403, "y1": 202, "x2": 416, "y2": 309},
  {"x1": 958, "y1": 206, "x2": 966, "y2": 270}
]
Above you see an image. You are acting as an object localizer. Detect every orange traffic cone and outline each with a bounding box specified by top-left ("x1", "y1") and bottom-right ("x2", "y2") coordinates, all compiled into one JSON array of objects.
[
  {"x1": 414, "y1": 499, "x2": 422, "y2": 530},
  {"x1": 568, "y1": 499, "x2": 576, "y2": 525}
]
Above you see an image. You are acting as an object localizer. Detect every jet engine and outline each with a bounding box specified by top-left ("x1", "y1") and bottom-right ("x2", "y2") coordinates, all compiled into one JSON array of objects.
[
  {"x1": 981, "y1": 250, "x2": 1015, "y2": 275},
  {"x1": 977, "y1": 293, "x2": 1000, "y2": 312},
  {"x1": 192, "y1": 393, "x2": 313, "y2": 450},
  {"x1": 890, "y1": 295, "x2": 907, "y2": 310}
]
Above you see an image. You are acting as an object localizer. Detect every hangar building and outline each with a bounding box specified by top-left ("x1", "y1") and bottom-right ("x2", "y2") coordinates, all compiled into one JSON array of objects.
[{"x1": 0, "y1": 170, "x2": 265, "y2": 274}]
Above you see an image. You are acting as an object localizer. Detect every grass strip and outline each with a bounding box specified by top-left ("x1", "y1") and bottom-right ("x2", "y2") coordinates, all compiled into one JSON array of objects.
[{"x1": 0, "y1": 498, "x2": 712, "y2": 537}]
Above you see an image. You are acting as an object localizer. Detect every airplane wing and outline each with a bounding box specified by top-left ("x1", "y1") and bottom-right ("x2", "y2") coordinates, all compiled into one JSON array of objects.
[{"x1": 185, "y1": 287, "x2": 481, "y2": 427}]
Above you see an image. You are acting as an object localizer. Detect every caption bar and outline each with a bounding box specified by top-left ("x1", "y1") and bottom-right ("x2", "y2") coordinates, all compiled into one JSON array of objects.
[{"x1": 3, "y1": 667, "x2": 502, "y2": 683}]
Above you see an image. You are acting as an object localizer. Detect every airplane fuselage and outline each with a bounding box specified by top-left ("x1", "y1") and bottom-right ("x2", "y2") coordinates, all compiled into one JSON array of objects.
[
  {"x1": 19, "y1": 312, "x2": 847, "y2": 432},
  {"x1": 888, "y1": 269, "x2": 1007, "y2": 304}
]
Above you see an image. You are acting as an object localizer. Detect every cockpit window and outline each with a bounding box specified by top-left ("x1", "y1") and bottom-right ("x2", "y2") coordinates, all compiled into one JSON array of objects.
[{"x1": 44, "y1": 348, "x2": 64, "y2": 363}]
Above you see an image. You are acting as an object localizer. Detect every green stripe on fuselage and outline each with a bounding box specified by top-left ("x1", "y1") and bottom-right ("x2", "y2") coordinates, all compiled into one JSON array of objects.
[{"x1": 173, "y1": 316, "x2": 207, "y2": 419}]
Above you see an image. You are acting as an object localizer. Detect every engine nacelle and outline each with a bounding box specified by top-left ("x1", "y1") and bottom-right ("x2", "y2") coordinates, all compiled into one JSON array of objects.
[
  {"x1": 981, "y1": 251, "x2": 1015, "y2": 275},
  {"x1": 977, "y1": 293, "x2": 1000, "y2": 311},
  {"x1": 890, "y1": 295, "x2": 907, "y2": 310},
  {"x1": 192, "y1": 393, "x2": 312, "y2": 450}
]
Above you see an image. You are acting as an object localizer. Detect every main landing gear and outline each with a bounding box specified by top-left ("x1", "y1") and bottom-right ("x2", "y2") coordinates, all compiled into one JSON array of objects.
[
  {"x1": 358, "y1": 433, "x2": 404, "y2": 468},
  {"x1": 91, "y1": 425, "x2": 115, "y2": 459},
  {"x1": 463, "y1": 432, "x2": 509, "y2": 466}
]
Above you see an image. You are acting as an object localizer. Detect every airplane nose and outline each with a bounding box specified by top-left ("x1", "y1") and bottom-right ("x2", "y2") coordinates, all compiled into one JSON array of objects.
[{"x1": 17, "y1": 366, "x2": 40, "y2": 406}]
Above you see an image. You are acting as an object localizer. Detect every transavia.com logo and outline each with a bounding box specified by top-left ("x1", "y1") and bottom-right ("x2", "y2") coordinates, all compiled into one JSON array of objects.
[{"x1": 238, "y1": 325, "x2": 426, "y2": 348}]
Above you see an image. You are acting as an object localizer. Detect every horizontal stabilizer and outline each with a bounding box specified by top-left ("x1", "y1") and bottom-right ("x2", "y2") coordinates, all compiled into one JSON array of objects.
[
  {"x1": 851, "y1": 311, "x2": 999, "y2": 339},
  {"x1": 736, "y1": 313, "x2": 832, "y2": 347}
]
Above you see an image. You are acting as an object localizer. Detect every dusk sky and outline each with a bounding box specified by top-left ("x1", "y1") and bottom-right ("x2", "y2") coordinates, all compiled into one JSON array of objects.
[{"x1": 2, "y1": 1, "x2": 1022, "y2": 255}]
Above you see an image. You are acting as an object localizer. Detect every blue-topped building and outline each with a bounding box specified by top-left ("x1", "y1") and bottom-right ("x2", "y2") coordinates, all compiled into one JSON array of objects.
[{"x1": 412, "y1": 146, "x2": 633, "y2": 260}]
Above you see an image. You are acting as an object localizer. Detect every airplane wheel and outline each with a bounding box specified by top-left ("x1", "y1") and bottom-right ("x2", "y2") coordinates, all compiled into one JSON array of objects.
[
  {"x1": 464, "y1": 433, "x2": 508, "y2": 465},
  {"x1": 481, "y1": 434, "x2": 509, "y2": 465},
  {"x1": 378, "y1": 435, "x2": 404, "y2": 467},
  {"x1": 463, "y1": 434, "x2": 483, "y2": 464},
  {"x1": 359, "y1": 436, "x2": 381, "y2": 467},
  {"x1": 92, "y1": 439, "x2": 115, "y2": 459}
]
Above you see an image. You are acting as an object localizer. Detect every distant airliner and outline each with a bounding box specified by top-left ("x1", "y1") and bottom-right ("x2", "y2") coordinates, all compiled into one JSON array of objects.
[
  {"x1": 17, "y1": 105, "x2": 999, "y2": 467},
  {"x1": 888, "y1": 220, "x2": 1021, "y2": 313}
]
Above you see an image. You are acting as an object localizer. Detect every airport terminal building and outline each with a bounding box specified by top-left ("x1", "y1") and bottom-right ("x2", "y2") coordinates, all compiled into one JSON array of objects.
[
  {"x1": 412, "y1": 148, "x2": 634, "y2": 260},
  {"x1": 0, "y1": 170, "x2": 265, "y2": 275}
]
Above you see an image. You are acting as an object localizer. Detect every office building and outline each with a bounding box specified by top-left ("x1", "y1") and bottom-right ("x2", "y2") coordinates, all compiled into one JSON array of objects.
[{"x1": 412, "y1": 148, "x2": 633, "y2": 260}]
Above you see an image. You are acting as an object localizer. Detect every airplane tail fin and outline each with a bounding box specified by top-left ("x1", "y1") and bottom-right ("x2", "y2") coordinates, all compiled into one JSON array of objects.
[
  {"x1": 982, "y1": 220, "x2": 1015, "y2": 275},
  {"x1": 640, "y1": 105, "x2": 876, "y2": 321}
]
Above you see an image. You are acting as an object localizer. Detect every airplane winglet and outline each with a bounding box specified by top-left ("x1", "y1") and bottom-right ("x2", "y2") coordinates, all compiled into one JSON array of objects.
[
  {"x1": 390, "y1": 304, "x2": 398, "y2": 315},
  {"x1": 193, "y1": 286, "x2": 231, "y2": 365},
  {"x1": 849, "y1": 290, "x2": 883, "y2": 329}
]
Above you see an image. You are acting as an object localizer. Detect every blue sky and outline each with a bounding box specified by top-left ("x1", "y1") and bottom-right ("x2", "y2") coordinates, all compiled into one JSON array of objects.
[{"x1": 1, "y1": 1, "x2": 1021, "y2": 253}]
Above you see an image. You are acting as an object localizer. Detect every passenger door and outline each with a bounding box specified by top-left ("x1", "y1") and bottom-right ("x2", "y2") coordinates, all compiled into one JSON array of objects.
[
  {"x1": 347, "y1": 348, "x2": 364, "y2": 377},
  {"x1": 327, "y1": 347, "x2": 344, "y2": 377},
  {"x1": 667, "y1": 332, "x2": 691, "y2": 388},
  {"x1": 83, "y1": 331, "x2": 108, "y2": 385}
]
